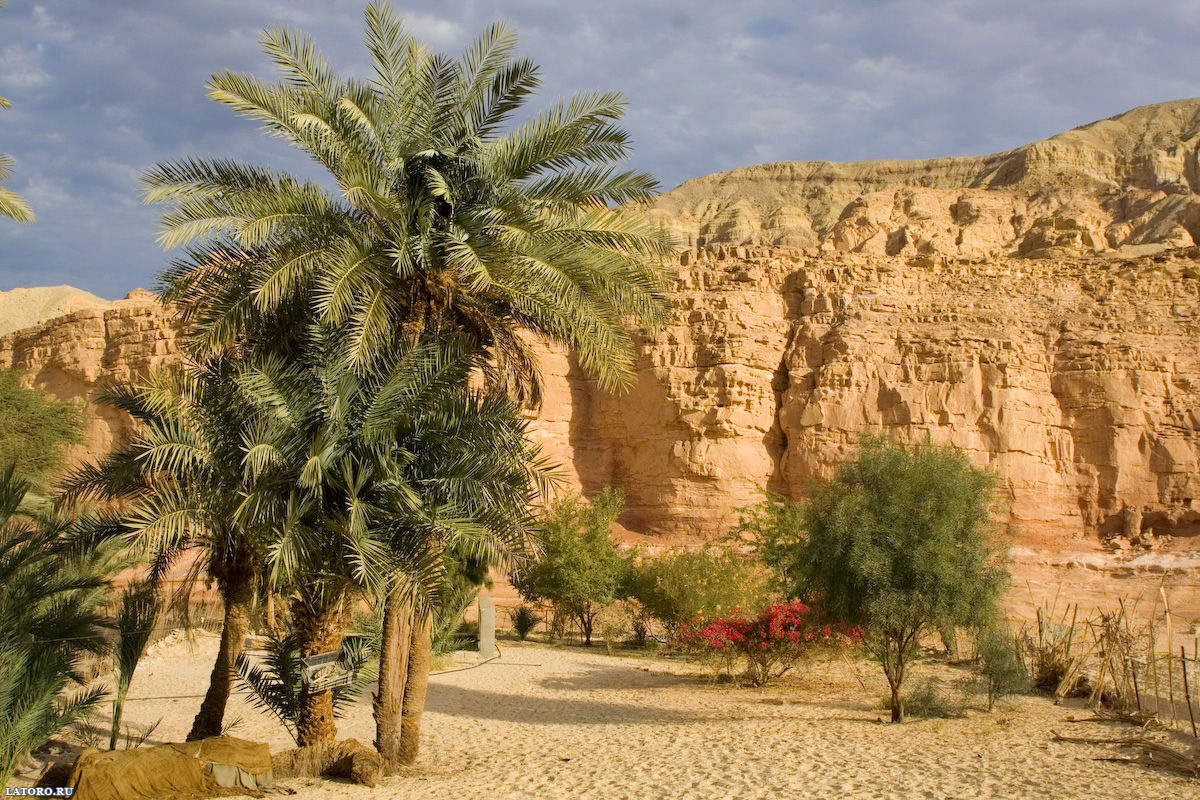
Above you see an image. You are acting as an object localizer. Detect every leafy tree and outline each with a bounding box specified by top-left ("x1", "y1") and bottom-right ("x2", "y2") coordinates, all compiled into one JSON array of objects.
[
  {"x1": 976, "y1": 625, "x2": 1029, "y2": 710},
  {"x1": 0, "y1": 1, "x2": 34, "y2": 224},
  {"x1": 0, "y1": 369, "x2": 83, "y2": 489},
  {"x1": 61, "y1": 360, "x2": 270, "y2": 742},
  {"x1": 0, "y1": 468, "x2": 121, "y2": 785},
  {"x1": 513, "y1": 488, "x2": 626, "y2": 645},
  {"x1": 760, "y1": 436, "x2": 1008, "y2": 722},
  {"x1": 142, "y1": 1, "x2": 673, "y2": 768}
]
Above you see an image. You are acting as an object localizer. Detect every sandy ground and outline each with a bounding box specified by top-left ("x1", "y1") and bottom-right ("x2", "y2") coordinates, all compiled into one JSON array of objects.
[{"x1": 47, "y1": 631, "x2": 1192, "y2": 800}]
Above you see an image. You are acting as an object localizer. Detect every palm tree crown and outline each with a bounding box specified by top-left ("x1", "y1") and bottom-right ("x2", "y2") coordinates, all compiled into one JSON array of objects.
[{"x1": 145, "y1": 2, "x2": 674, "y2": 400}]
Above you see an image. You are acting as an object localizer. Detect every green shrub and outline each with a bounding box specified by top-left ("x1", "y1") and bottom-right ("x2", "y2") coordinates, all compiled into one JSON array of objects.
[
  {"x1": 235, "y1": 629, "x2": 374, "y2": 744},
  {"x1": 512, "y1": 488, "x2": 626, "y2": 646},
  {"x1": 0, "y1": 370, "x2": 83, "y2": 491},
  {"x1": 510, "y1": 604, "x2": 540, "y2": 640},
  {"x1": 900, "y1": 677, "x2": 965, "y2": 719},
  {"x1": 625, "y1": 546, "x2": 771, "y2": 634},
  {"x1": 977, "y1": 626, "x2": 1030, "y2": 710},
  {"x1": 755, "y1": 436, "x2": 1009, "y2": 722}
]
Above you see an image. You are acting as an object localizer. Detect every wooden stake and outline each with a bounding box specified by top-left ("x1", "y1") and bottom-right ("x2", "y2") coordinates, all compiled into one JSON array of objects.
[
  {"x1": 1132, "y1": 658, "x2": 1142, "y2": 713},
  {"x1": 1163, "y1": 589, "x2": 1177, "y2": 729},
  {"x1": 1182, "y1": 646, "x2": 1197, "y2": 739}
]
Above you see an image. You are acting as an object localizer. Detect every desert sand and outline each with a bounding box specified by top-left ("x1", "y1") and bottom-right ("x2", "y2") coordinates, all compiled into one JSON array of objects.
[{"x1": 82, "y1": 631, "x2": 1196, "y2": 800}]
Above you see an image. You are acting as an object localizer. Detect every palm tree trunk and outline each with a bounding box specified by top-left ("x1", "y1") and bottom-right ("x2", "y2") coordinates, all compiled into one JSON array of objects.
[
  {"x1": 374, "y1": 583, "x2": 414, "y2": 774},
  {"x1": 293, "y1": 600, "x2": 345, "y2": 747},
  {"x1": 397, "y1": 611, "x2": 432, "y2": 765},
  {"x1": 188, "y1": 577, "x2": 255, "y2": 741}
]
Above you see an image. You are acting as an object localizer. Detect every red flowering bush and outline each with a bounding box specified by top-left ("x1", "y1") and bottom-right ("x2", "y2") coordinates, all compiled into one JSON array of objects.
[{"x1": 675, "y1": 600, "x2": 856, "y2": 686}]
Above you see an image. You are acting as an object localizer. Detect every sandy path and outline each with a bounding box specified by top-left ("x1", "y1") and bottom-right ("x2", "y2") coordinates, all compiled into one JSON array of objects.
[{"x1": 110, "y1": 633, "x2": 1196, "y2": 800}]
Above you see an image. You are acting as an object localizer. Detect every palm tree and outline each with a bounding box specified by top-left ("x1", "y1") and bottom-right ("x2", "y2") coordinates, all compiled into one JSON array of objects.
[
  {"x1": 0, "y1": 1, "x2": 34, "y2": 224},
  {"x1": 234, "y1": 333, "x2": 547, "y2": 751},
  {"x1": 0, "y1": 468, "x2": 118, "y2": 785},
  {"x1": 61, "y1": 359, "x2": 270, "y2": 741},
  {"x1": 143, "y1": 2, "x2": 674, "y2": 396},
  {"x1": 142, "y1": 1, "x2": 673, "y2": 765}
]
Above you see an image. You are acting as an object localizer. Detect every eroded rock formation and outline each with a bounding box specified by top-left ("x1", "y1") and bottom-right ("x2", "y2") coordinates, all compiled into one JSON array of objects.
[{"x1": 4, "y1": 99, "x2": 1200, "y2": 560}]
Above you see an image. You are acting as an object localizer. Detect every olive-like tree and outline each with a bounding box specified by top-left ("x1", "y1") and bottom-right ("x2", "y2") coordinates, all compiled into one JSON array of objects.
[
  {"x1": 512, "y1": 488, "x2": 626, "y2": 646},
  {"x1": 760, "y1": 436, "x2": 1009, "y2": 722}
]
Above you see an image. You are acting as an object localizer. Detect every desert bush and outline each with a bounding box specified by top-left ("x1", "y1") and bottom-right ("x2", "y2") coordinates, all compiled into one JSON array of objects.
[
  {"x1": 901, "y1": 677, "x2": 965, "y2": 719},
  {"x1": 1020, "y1": 603, "x2": 1081, "y2": 694},
  {"x1": 512, "y1": 488, "x2": 626, "y2": 645},
  {"x1": 510, "y1": 604, "x2": 541, "y2": 640},
  {"x1": 625, "y1": 546, "x2": 771, "y2": 634},
  {"x1": 596, "y1": 603, "x2": 633, "y2": 655},
  {"x1": 754, "y1": 436, "x2": 1009, "y2": 721},
  {"x1": 676, "y1": 600, "x2": 852, "y2": 686},
  {"x1": 977, "y1": 625, "x2": 1030, "y2": 710}
]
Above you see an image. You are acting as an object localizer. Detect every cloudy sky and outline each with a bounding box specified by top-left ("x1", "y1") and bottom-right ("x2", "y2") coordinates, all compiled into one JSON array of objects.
[{"x1": 1, "y1": 0, "x2": 1197, "y2": 295}]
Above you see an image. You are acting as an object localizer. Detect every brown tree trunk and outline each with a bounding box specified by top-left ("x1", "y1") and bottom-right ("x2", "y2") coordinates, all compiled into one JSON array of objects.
[
  {"x1": 397, "y1": 611, "x2": 432, "y2": 766},
  {"x1": 293, "y1": 600, "x2": 345, "y2": 747},
  {"x1": 373, "y1": 584, "x2": 414, "y2": 775},
  {"x1": 187, "y1": 576, "x2": 255, "y2": 741}
]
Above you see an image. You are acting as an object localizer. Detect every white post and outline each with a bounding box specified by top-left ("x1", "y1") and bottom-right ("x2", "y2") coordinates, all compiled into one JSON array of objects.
[{"x1": 478, "y1": 596, "x2": 496, "y2": 660}]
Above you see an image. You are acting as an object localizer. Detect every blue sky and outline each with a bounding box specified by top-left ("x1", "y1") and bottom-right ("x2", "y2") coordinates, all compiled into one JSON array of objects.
[{"x1": 1, "y1": 0, "x2": 1198, "y2": 296}]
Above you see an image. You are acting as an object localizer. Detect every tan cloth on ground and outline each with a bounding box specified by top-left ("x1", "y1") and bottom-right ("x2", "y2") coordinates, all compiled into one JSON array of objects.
[{"x1": 70, "y1": 736, "x2": 275, "y2": 800}]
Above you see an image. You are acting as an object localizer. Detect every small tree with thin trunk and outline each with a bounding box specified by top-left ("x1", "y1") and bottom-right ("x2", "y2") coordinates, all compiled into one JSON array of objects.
[
  {"x1": 757, "y1": 436, "x2": 1008, "y2": 722},
  {"x1": 513, "y1": 488, "x2": 626, "y2": 646}
]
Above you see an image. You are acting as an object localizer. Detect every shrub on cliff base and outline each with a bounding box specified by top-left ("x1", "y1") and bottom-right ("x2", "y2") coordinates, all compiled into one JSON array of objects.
[
  {"x1": 753, "y1": 436, "x2": 1009, "y2": 721},
  {"x1": 512, "y1": 488, "x2": 626, "y2": 646}
]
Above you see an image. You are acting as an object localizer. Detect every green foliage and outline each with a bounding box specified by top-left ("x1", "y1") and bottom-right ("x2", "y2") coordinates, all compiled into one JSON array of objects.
[
  {"x1": 762, "y1": 436, "x2": 1009, "y2": 722},
  {"x1": 109, "y1": 580, "x2": 161, "y2": 749},
  {"x1": 235, "y1": 630, "x2": 374, "y2": 744},
  {"x1": 0, "y1": 1, "x2": 35, "y2": 225},
  {"x1": 431, "y1": 549, "x2": 491, "y2": 655},
  {"x1": 625, "y1": 546, "x2": 772, "y2": 633},
  {"x1": 146, "y1": 1, "x2": 675, "y2": 400},
  {"x1": 512, "y1": 488, "x2": 626, "y2": 645},
  {"x1": 900, "y1": 677, "x2": 966, "y2": 719},
  {"x1": 0, "y1": 468, "x2": 121, "y2": 785},
  {"x1": 977, "y1": 626, "x2": 1030, "y2": 710},
  {"x1": 0, "y1": 370, "x2": 83, "y2": 489},
  {"x1": 731, "y1": 491, "x2": 806, "y2": 596},
  {"x1": 509, "y1": 604, "x2": 540, "y2": 640}
]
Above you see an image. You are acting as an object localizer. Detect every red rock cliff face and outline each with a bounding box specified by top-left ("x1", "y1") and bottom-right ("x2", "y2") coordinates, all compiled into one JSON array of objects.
[
  {"x1": 529, "y1": 246, "x2": 1200, "y2": 553},
  {"x1": 4, "y1": 99, "x2": 1200, "y2": 561}
]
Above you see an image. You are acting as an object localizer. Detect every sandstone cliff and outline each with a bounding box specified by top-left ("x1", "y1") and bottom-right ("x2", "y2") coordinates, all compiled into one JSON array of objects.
[{"x1": 4, "y1": 99, "x2": 1200, "y2": 564}]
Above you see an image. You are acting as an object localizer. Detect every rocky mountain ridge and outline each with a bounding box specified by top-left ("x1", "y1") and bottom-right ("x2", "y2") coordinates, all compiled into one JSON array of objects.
[{"x1": 3, "y1": 99, "x2": 1200, "y2": 566}]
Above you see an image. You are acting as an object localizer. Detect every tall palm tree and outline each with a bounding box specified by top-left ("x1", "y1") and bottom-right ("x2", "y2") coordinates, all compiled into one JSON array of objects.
[
  {"x1": 142, "y1": 1, "x2": 673, "y2": 765},
  {"x1": 0, "y1": 1, "x2": 34, "y2": 224},
  {"x1": 235, "y1": 333, "x2": 548, "y2": 749},
  {"x1": 61, "y1": 358, "x2": 270, "y2": 741},
  {"x1": 144, "y1": 2, "x2": 674, "y2": 396}
]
